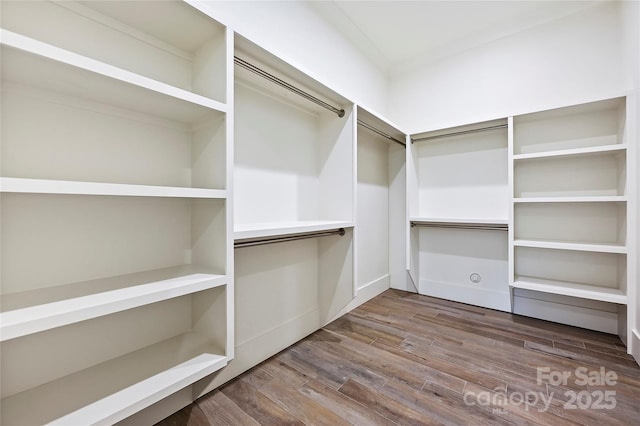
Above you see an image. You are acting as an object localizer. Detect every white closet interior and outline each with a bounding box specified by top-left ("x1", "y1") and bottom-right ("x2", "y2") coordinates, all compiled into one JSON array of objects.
[
  {"x1": 229, "y1": 33, "x2": 355, "y2": 387},
  {"x1": 233, "y1": 36, "x2": 353, "y2": 239},
  {"x1": 356, "y1": 107, "x2": 407, "y2": 295},
  {"x1": 408, "y1": 120, "x2": 511, "y2": 311},
  {"x1": 0, "y1": 1, "x2": 637, "y2": 424}
]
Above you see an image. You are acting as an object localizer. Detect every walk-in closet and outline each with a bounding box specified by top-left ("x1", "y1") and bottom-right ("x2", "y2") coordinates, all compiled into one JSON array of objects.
[{"x1": 1, "y1": 0, "x2": 638, "y2": 424}]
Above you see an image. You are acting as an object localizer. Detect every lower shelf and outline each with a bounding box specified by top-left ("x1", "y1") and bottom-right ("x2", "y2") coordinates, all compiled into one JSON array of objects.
[
  {"x1": 1, "y1": 266, "x2": 226, "y2": 341},
  {"x1": 1, "y1": 332, "x2": 227, "y2": 425},
  {"x1": 512, "y1": 276, "x2": 627, "y2": 304}
]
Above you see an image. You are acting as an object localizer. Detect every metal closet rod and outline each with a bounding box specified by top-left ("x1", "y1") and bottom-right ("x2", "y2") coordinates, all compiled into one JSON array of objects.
[
  {"x1": 411, "y1": 222, "x2": 508, "y2": 231},
  {"x1": 358, "y1": 119, "x2": 405, "y2": 147},
  {"x1": 411, "y1": 123, "x2": 507, "y2": 144},
  {"x1": 234, "y1": 56, "x2": 345, "y2": 118},
  {"x1": 234, "y1": 228, "x2": 346, "y2": 249}
]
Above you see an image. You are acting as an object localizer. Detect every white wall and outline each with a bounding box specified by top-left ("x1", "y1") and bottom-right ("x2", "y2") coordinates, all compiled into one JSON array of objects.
[
  {"x1": 625, "y1": 0, "x2": 640, "y2": 359},
  {"x1": 198, "y1": 0, "x2": 389, "y2": 115},
  {"x1": 388, "y1": 1, "x2": 635, "y2": 133},
  {"x1": 636, "y1": 6, "x2": 640, "y2": 345}
]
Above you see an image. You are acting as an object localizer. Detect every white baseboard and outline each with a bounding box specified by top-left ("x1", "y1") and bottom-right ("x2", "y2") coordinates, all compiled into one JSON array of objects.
[
  {"x1": 513, "y1": 291, "x2": 618, "y2": 334},
  {"x1": 357, "y1": 274, "x2": 390, "y2": 297},
  {"x1": 420, "y1": 279, "x2": 511, "y2": 312},
  {"x1": 632, "y1": 329, "x2": 640, "y2": 366},
  {"x1": 390, "y1": 269, "x2": 418, "y2": 293},
  {"x1": 194, "y1": 307, "x2": 320, "y2": 398},
  {"x1": 332, "y1": 274, "x2": 390, "y2": 320}
]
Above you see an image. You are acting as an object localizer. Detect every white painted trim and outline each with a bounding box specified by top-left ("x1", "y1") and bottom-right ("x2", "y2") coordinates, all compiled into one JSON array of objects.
[
  {"x1": 357, "y1": 274, "x2": 389, "y2": 294},
  {"x1": 513, "y1": 294, "x2": 618, "y2": 334},
  {"x1": 193, "y1": 308, "x2": 320, "y2": 398},
  {"x1": 419, "y1": 279, "x2": 511, "y2": 312},
  {"x1": 334, "y1": 275, "x2": 390, "y2": 320},
  {"x1": 632, "y1": 329, "x2": 640, "y2": 364}
]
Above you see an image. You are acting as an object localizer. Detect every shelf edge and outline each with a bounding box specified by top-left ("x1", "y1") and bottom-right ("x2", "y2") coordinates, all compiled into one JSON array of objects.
[
  {"x1": 48, "y1": 353, "x2": 228, "y2": 426},
  {"x1": 512, "y1": 277, "x2": 627, "y2": 304},
  {"x1": 0, "y1": 274, "x2": 227, "y2": 342},
  {"x1": 0, "y1": 178, "x2": 227, "y2": 199},
  {"x1": 513, "y1": 144, "x2": 626, "y2": 160}
]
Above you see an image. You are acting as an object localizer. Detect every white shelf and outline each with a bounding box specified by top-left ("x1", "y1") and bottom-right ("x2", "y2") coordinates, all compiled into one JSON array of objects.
[
  {"x1": 0, "y1": 29, "x2": 226, "y2": 124},
  {"x1": 513, "y1": 144, "x2": 626, "y2": 161},
  {"x1": 410, "y1": 217, "x2": 508, "y2": 226},
  {"x1": 1, "y1": 268, "x2": 226, "y2": 341},
  {"x1": 514, "y1": 196, "x2": 627, "y2": 203},
  {"x1": 1, "y1": 333, "x2": 227, "y2": 426},
  {"x1": 234, "y1": 220, "x2": 354, "y2": 240},
  {"x1": 0, "y1": 177, "x2": 227, "y2": 199},
  {"x1": 514, "y1": 239, "x2": 627, "y2": 254},
  {"x1": 512, "y1": 276, "x2": 627, "y2": 304}
]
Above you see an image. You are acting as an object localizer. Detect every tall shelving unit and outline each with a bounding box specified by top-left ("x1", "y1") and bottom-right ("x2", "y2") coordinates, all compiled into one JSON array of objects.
[
  {"x1": 408, "y1": 120, "x2": 511, "y2": 311},
  {"x1": 0, "y1": 1, "x2": 233, "y2": 424},
  {"x1": 230, "y1": 34, "x2": 355, "y2": 382},
  {"x1": 355, "y1": 107, "x2": 407, "y2": 296},
  {"x1": 511, "y1": 96, "x2": 634, "y2": 337}
]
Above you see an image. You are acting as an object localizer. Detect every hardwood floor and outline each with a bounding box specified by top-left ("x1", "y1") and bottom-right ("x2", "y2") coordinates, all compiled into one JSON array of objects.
[{"x1": 157, "y1": 289, "x2": 640, "y2": 425}]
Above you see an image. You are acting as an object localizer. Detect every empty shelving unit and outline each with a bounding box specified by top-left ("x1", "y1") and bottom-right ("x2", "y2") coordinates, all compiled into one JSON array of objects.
[
  {"x1": 0, "y1": 1, "x2": 234, "y2": 424},
  {"x1": 511, "y1": 96, "x2": 635, "y2": 336}
]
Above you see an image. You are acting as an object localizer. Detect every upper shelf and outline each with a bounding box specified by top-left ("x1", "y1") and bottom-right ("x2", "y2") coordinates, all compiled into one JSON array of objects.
[
  {"x1": 234, "y1": 220, "x2": 354, "y2": 240},
  {"x1": 0, "y1": 30, "x2": 226, "y2": 124},
  {"x1": 513, "y1": 144, "x2": 626, "y2": 161},
  {"x1": 513, "y1": 97, "x2": 626, "y2": 155},
  {"x1": 410, "y1": 217, "x2": 508, "y2": 226},
  {"x1": 514, "y1": 239, "x2": 627, "y2": 254},
  {"x1": 1, "y1": 0, "x2": 228, "y2": 103},
  {"x1": 0, "y1": 178, "x2": 227, "y2": 199}
]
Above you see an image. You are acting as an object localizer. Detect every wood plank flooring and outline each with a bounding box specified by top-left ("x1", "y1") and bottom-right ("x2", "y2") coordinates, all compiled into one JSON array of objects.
[{"x1": 156, "y1": 289, "x2": 640, "y2": 425}]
